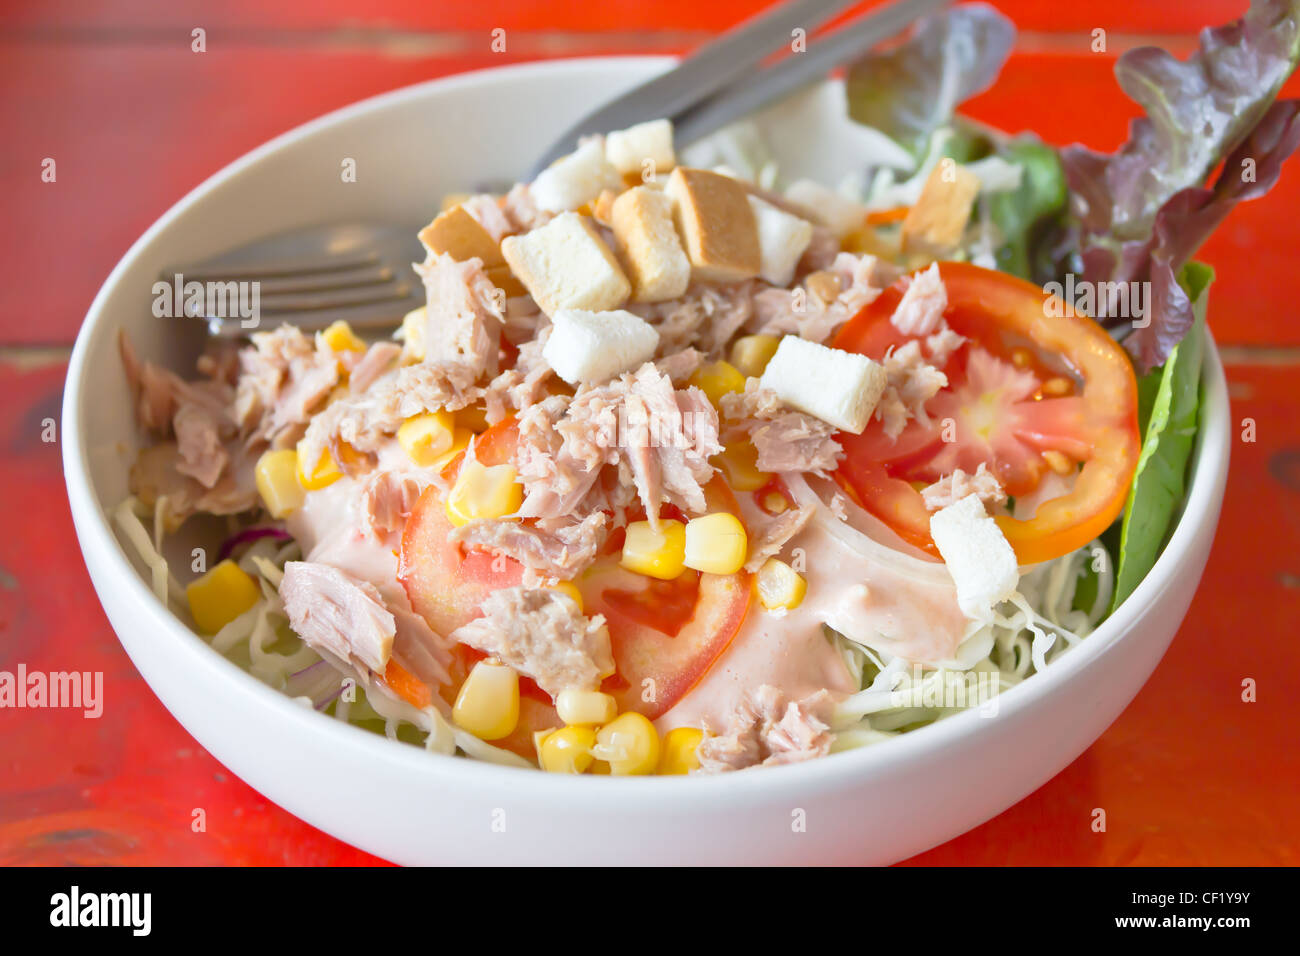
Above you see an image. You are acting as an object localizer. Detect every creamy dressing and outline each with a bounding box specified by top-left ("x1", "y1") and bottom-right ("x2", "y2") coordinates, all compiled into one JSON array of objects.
[{"x1": 657, "y1": 476, "x2": 974, "y2": 733}]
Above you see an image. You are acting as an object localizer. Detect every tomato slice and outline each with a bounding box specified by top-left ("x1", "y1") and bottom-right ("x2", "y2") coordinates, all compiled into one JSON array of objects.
[
  {"x1": 579, "y1": 477, "x2": 752, "y2": 720},
  {"x1": 832, "y1": 261, "x2": 1140, "y2": 564}
]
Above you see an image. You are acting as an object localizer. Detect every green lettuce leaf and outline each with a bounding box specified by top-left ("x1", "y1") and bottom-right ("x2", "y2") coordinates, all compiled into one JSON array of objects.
[
  {"x1": 1110, "y1": 262, "x2": 1213, "y2": 611},
  {"x1": 986, "y1": 137, "x2": 1067, "y2": 279}
]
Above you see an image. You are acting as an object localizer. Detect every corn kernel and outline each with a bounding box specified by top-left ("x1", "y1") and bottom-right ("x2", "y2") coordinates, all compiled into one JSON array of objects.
[
  {"x1": 556, "y1": 688, "x2": 617, "y2": 726},
  {"x1": 729, "y1": 334, "x2": 781, "y2": 378},
  {"x1": 445, "y1": 459, "x2": 523, "y2": 527},
  {"x1": 319, "y1": 319, "x2": 366, "y2": 354},
  {"x1": 456, "y1": 404, "x2": 490, "y2": 434},
  {"x1": 590, "y1": 759, "x2": 612, "y2": 775},
  {"x1": 657, "y1": 726, "x2": 704, "y2": 775},
  {"x1": 399, "y1": 306, "x2": 427, "y2": 361},
  {"x1": 756, "y1": 557, "x2": 807, "y2": 611},
  {"x1": 1010, "y1": 347, "x2": 1034, "y2": 368},
  {"x1": 549, "y1": 581, "x2": 584, "y2": 613},
  {"x1": 453, "y1": 659, "x2": 519, "y2": 740},
  {"x1": 431, "y1": 428, "x2": 473, "y2": 473},
  {"x1": 397, "y1": 411, "x2": 456, "y2": 467},
  {"x1": 296, "y1": 440, "x2": 342, "y2": 491},
  {"x1": 712, "y1": 439, "x2": 770, "y2": 492},
  {"x1": 684, "y1": 512, "x2": 748, "y2": 575},
  {"x1": 539, "y1": 725, "x2": 597, "y2": 774},
  {"x1": 688, "y1": 360, "x2": 746, "y2": 406},
  {"x1": 254, "y1": 449, "x2": 304, "y2": 518},
  {"x1": 620, "y1": 519, "x2": 687, "y2": 580},
  {"x1": 592, "y1": 712, "x2": 660, "y2": 775},
  {"x1": 186, "y1": 559, "x2": 261, "y2": 634}
]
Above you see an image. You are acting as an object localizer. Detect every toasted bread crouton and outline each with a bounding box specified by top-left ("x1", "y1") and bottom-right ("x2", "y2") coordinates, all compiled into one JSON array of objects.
[{"x1": 665, "y1": 167, "x2": 761, "y2": 283}]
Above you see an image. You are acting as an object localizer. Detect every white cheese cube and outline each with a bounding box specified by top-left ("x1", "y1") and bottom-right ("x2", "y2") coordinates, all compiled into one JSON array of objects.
[
  {"x1": 759, "y1": 336, "x2": 886, "y2": 434},
  {"x1": 500, "y1": 212, "x2": 631, "y2": 316},
  {"x1": 929, "y1": 493, "x2": 1019, "y2": 622},
  {"x1": 784, "y1": 179, "x2": 867, "y2": 239},
  {"x1": 605, "y1": 119, "x2": 676, "y2": 178},
  {"x1": 543, "y1": 309, "x2": 660, "y2": 385},
  {"x1": 747, "y1": 196, "x2": 814, "y2": 286},
  {"x1": 531, "y1": 139, "x2": 624, "y2": 213}
]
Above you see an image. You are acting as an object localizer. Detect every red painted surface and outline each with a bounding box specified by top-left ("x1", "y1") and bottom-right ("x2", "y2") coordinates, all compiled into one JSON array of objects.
[{"x1": 1, "y1": 0, "x2": 1296, "y2": 865}]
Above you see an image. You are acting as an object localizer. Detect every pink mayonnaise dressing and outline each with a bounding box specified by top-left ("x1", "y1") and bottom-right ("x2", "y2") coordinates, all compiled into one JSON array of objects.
[{"x1": 656, "y1": 477, "x2": 973, "y2": 734}]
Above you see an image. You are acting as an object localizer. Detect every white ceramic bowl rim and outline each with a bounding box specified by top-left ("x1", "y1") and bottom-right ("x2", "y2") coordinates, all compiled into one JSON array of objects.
[{"x1": 62, "y1": 56, "x2": 1229, "y2": 804}]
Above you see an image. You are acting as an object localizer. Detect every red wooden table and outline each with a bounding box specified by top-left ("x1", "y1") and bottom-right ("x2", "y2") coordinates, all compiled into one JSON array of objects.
[{"x1": 2, "y1": 0, "x2": 1296, "y2": 866}]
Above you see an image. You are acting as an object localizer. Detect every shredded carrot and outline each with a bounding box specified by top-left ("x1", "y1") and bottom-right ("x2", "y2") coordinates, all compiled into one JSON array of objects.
[
  {"x1": 865, "y1": 206, "x2": 911, "y2": 225},
  {"x1": 384, "y1": 658, "x2": 434, "y2": 710}
]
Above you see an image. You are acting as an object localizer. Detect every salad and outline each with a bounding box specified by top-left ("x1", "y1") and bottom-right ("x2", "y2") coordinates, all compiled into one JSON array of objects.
[{"x1": 115, "y1": 2, "x2": 1299, "y2": 774}]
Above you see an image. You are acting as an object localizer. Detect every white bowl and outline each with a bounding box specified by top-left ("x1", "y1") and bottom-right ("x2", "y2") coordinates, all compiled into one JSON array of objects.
[{"x1": 62, "y1": 57, "x2": 1230, "y2": 865}]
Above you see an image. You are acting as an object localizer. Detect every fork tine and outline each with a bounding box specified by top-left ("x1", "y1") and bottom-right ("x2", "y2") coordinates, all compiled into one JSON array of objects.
[
  {"x1": 527, "y1": 0, "x2": 861, "y2": 177},
  {"x1": 185, "y1": 263, "x2": 397, "y2": 296}
]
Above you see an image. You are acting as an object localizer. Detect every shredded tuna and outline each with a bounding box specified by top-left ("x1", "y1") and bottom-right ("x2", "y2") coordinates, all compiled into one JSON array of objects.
[
  {"x1": 517, "y1": 364, "x2": 720, "y2": 528},
  {"x1": 280, "y1": 562, "x2": 395, "y2": 673},
  {"x1": 745, "y1": 504, "x2": 813, "y2": 572},
  {"x1": 234, "y1": 326, "x2": 340, "y2": 447},
  {"x1": 696, "y1": 686, "x2": 834, "y2": 772},
  {"x1": 450, "y1": 511, "x2": 608, "y2": 585},
  {"x1": 172, "y1": 402, "x2": 227, "y2": 488},
  {"x1": 925, "y1": 326, "x2": 966, "y2": 367},
  {"x1": 298, "y1": 360, "x2": 482, "y2": 477},
  {"x1": 361, "y1": 471, "x2": 426, "y2": 537},
  {"x1": 921, "y1": 463, "x2": 1007, "y2": 512},
  {"x1": 875, "y1": 340, "x2": 948, "y2": 439},
  {"x1": 501, "y1": 183, "x2": 554, "y2": 233},
  {"x1": 449, "y1": 587, "x2": 614, "y2": 696},
  {"x1": 720, "y1": 380, "x2": 842, "y2": 475},
  {"x1": 484, "y1": 328, "x2": 553, "y2": 426},
  {"x1": 631, "y1": 283, "x2": 755, "y2": 357},
  {"x1": 750, "y1": 252, "x2": 893, "y2": 343},
  {"x1": 414, "y1": 252, "x2": 505, "y2": 379},
  {"x1": 349, "y1": 342, "x2": 401, "y2": 395},
  {"x1": 796, "y1": 224, "x2": 841, "y2": 273},
  {"x1": 655, "y1": 347, "x2": 704, "y2": 384},
  {"x1": 890, "y1": 261, "x2": 948, "y2": 336},
  {"x1": 461, "y1": 193, "x2": 515, "y2": 242}
]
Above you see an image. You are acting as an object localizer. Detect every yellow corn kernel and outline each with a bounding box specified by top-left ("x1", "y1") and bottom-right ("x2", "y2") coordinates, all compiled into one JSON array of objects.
[
  {"x1": 296, "y1": 440, "x2": 342, "y2": 491},
  {"x1": 592, "y1": 712, "x2": 660, "y2": 776},
  {"x1": 397, "y1": 410, "x2": 456, "y2": 468},
  {"x1": 684, "y1": 512, "x2": 748, "y2": 575},
  {"x1": 399, "y1": 306, "x2": 426, "y2": 362},
  {"x1": 539, "y1": 725, "x2": 597, "y2": 774},
  {"x1": 430, "y1": 428, "x2": 473, "y2": 473},
  {"x1": 688, "y1": 360, "x2": 746, "y2": 406},
  {"x1": 254, "y1": 449, "x2": 304, "y2": 518},
  {"x1": 620, "y1": 519, "x2": 687, "y2": 580},
  {"x1": 590, "y1": 759, "x2": 612, "y2": 775},
  {"x1": 729, "y1": 334, "x2": 781, "y2": 378},
  {"x1": 756, "y1": 557, "x2": 807, "y2": 611},
  {"x1": 712, "y1": 439, "x2": 770, "y2": 492},
  {"x1": 186, "y1": 559, "x2": 261, "y2": 634},
  {"x1": 549, "y1": 581, "x2": 584, "y2": 613},
  {"x1": 657, "y1": 726, "x2": 705, "y2": 775},
  {"x1": 456, "y1": 403, "x2": 490, "y2": 434},
  {"x1": 445, "y1": 459, "x2": 523, "y2": 527},
  {"x1": 452, "y1": 659, "x2": 519, "y2": 740},
  {"x1": 319, "y1": 319, "x2": 366, "y2": 354},
  {"x1": 533, "y1": 729, "x2": 554, "y2": 764},
  {"x1": 556, "y1": 688, "x2": 617, "y2": 726}
]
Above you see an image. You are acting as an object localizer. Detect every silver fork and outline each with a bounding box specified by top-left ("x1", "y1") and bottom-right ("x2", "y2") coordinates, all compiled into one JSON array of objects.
[
  {"x1": 173, "y1": 0, "x2": 944, "y2": 338},
  {"x1": 164, "y1": 223, "x2": 425, "y2": 338}
]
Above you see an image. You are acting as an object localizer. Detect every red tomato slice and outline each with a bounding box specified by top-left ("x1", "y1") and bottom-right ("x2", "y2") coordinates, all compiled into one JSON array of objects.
[
  {"x1": 832, "y1": 261, "x2": 1140, "y2": 564},
  {"x1": 579, "y1": 477, "x2": 752, "y2": 720}
]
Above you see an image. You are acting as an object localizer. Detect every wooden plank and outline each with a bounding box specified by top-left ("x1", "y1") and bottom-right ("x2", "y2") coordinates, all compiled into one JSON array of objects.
[{"x1": 0, "y1": 0, "x2": 1255, "y2": 36}]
